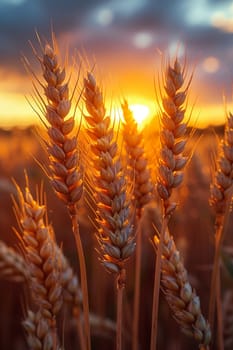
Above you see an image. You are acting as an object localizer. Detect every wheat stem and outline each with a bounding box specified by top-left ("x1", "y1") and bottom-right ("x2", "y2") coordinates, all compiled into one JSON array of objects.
[
  {"x1": 216, "y1": 266, "x2": 224, "y2": 350},
  {"x1": 28, "y1": 36, "x2": 89, "y2": 349},
  {"x1": 116, "y1": 268, "x2": 125, "y2": 350},
  {"x1": 76, "y1": 311, "x2": 86, "y2": 350},
  {"x1": 69, "y1": 204, "x2": 91, "y2": 350},
  {"x1": 150, "y1": 213, "x2": 168, "y2": 350},
  {"x1": 223, "y1": 289, "x2": 233, "y2": 349},
  {"x1": 209, "y1": 111, "x2": 233, "y2": 347},
  {"x1": 208, "y1": 223, "x2": 223, "y2": 334},
  {"x1": 151, "y1": 56, "x2": 190, "y2": 349},
  {"x1": 132, "y1": 214, "x2": 142, "y2": 350}
]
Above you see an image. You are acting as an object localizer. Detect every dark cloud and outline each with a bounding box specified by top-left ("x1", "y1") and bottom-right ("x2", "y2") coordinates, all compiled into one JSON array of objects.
[
  {"x1": 0, "y1": 0, "x2": 232, "y2": 62},
  {"x1": 0, "y1": 0, "x2": 106, "y2": 69}
]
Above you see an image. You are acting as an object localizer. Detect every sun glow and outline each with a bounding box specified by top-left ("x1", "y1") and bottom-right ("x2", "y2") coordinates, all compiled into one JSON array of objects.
[{"x1": 128, "y1": 103, "x2": 150, "y2": 125}]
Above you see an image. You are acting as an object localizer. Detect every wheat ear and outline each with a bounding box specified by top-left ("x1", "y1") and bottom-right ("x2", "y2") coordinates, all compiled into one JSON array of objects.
[
  {"x1": 0, "y1": 240, "x2": 29, "y2": 282},
  {"x1": 208, "y1": 112, "x2": 233, "y2": 342},
  {"x1": 122, "y1": 99, "x2": 153, "y2": 350},
  {"x1": 153, "y1": 229, "x2": 211, "y2": 348},
  {"x1": 13, "y1": 182, "x2": 62, "y2": 348},
  {"x1": 28, "y1": 35, "x2": 91, "y2": 350},
  {"x1": 84, "y1": 72, "x2": 135, "y2": 350},
  {"x1": 151, "y1": 57, "x2": 190, "y2": 349},
  {"x1": 157, "y1": 57, "x2": 189, "y2": 215},
  {"x1": 0, "y1": 237, "x2": 82, "y2": 311}
]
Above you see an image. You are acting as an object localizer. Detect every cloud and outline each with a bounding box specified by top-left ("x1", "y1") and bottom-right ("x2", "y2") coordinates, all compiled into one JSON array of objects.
[{"x1": 1, "y1": 0, "x2": 233, "y2": 109}]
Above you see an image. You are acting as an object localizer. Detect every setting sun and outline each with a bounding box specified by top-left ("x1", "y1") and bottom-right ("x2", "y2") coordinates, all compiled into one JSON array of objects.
[{"x1": 128, "y1": 103, "x2": 150, "y2": 125}]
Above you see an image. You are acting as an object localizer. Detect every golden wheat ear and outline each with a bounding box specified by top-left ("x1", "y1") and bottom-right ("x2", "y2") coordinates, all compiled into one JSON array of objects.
[
  {"x1": 157, "y1": 57, "x2": 190, "y2": 216},
  {"x1": 25, "y1": 34, "x2": 83, "y2": 207},
  {"x1": 12, "y1": 180, "x2": 62, "y2": 349},
  {"x1": 13, "y1": 181, "x2": 63, "y2": 320},
  {"x1": 83, "y1": 73, "x2": 135, "y2": 275},
  {"x1": 153, "y1": 228, "x2": 211, "y2": 347},
  {"x1": 12, "y1": 177, "x2": 85, "y2": 347},
  {"x1": 10, "y1": 181, "x2": 82, "y2": 310}
]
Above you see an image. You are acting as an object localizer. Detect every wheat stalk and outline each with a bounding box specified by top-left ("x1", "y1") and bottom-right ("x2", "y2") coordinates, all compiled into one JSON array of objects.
[
  {"x1": 27, "y1": 34, "x2": 91, "y2": 350},
  {"x1": 151, "y1": 56, "x2": 190, "y2": 349},
  {"x1": 208, "y1": 112, "x2": 233, "y2": 345},
  {"x1": 153, "y1": 228, "x2": 211, "y2": 348},
  {"x1": 83, "y1": 72, "x2": 135, "y2": 350},
  {"x1": 121, "y1": 100, "x2": 153, "y2": 350}
]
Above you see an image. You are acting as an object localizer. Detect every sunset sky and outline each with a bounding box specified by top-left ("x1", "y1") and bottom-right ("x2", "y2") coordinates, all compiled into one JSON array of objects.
[{"x1": 1, "y1": 0, "x2": 233, "y2": 128}]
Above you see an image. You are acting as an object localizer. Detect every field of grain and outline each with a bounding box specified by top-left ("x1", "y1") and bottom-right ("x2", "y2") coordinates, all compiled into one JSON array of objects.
[{"x1": 0, "y1": 37, "x2": 232, "y2": 350}]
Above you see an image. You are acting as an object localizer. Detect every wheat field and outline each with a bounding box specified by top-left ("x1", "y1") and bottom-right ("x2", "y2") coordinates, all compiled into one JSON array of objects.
[{"x1": 0, "y1": 34, "x2": 232, "y2": 350}]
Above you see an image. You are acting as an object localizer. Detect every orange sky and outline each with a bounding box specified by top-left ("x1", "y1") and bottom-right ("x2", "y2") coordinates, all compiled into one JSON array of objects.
[
  {"x1": 0, "y1": 50, "x2": 232, "y2": 129},
  {"x1": 1, "y1": 1, "x2": 233, "y2": 128},
  {"x1": 0, "y1": 57, "x2": 231, "y2": 129}
]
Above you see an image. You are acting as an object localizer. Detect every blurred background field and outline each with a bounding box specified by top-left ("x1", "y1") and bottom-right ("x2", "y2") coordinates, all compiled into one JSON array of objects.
[{"x1": 0, "y1": 123, "x2": 231, "y2": 349}]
